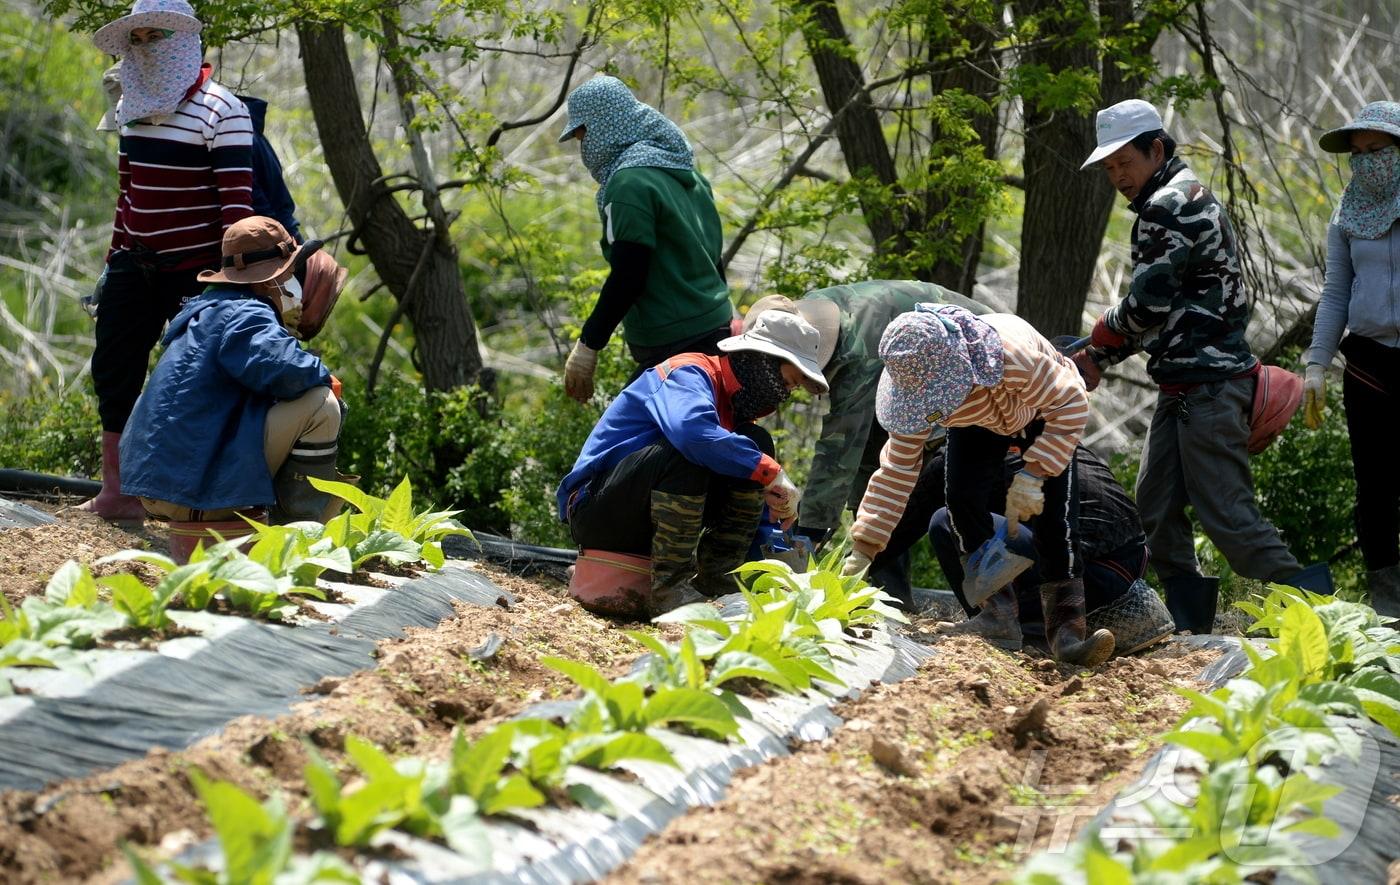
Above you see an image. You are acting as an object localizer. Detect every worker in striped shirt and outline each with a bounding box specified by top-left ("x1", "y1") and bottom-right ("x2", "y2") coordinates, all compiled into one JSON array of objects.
[
  {"x1": 843, "y1": 304, "x2": 1115, "y2": 666},
  {"x1": 80, "y1": 0, "x2": 254, "y2": 522}
]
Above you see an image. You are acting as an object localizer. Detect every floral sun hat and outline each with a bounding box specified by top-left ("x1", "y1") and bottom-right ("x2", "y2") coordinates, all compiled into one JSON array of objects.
[{"x1": 875, "y1": 304, "x2": 1005, "y2": 435}]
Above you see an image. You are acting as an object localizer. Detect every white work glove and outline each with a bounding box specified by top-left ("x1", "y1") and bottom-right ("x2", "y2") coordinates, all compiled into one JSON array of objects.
[
  {"x1": 1003, "y1": 470, "x2": 1045, "y2": 538},
  {"x1": 841, "y1": 550, "x2": 872, "y2": 577},
  {"x1": 764, "y1": 470, "x2": 801, "y2": 522},
  {"x1": 564, "y1": 340, "x2": 599, "y2": 403},
  {"x1": 1303, "y1": 363, "x2": 1326, "y2": 430}
]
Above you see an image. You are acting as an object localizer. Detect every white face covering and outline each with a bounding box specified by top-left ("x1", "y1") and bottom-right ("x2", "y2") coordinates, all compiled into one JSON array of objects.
[{"x1": 275, "y1": 276, "x2": 304, "y2": 337}]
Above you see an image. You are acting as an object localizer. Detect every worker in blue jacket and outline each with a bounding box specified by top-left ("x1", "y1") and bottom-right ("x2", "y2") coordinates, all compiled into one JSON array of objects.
[
  {"x1": 121, "y1": 216, "x2": 346, "y2": 524},
  {"x1": 559, "y1": 310, "x2": 828, "y2": 617}
]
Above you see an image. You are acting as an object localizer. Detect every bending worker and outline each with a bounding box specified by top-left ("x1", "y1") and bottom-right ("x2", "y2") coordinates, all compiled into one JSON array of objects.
[
  {"x1": 120, "y1": 217, "x2": 349, "y2": 525},
  {"x1": 743, "y1": 280, "x2": 992, "y2": 608},
  {"x1": 558, "y1": 75, "x2": 734, "y2": 401},
  {"x1": 844, "y1": 304, "x2": 1115, "y2": 666},
  {"x1": 558, "y1": 311, "x2": 827, "y2": 618}
]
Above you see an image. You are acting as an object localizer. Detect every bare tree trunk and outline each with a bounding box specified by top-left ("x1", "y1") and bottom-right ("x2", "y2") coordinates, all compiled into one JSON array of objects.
[
  {"x1": 296, "y1": 22, "x2": 484, "y2": 393},
  {"x1": 793, "y1": 0, "x2": 911, "y2": 256},
  {"x1": 925, "y1": 19, "x2": 999, "y2": 295},
  {"x1": 1012, "y1": 0, "x2": 1115, "y2": 337},
  {"x1": 1014, "y1": 0, "x2": 1168, "y2": 337}
]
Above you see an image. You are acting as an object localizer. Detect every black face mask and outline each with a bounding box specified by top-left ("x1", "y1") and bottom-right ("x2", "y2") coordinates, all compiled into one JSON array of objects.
[{"x1": 730, "y1": 352, "x2": 791, "y2": 422}]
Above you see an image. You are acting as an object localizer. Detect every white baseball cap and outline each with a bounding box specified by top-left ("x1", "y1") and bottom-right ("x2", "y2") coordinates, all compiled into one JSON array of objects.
[{"x1": 1080, "y1": 99, "x2": 1165, "y2": 170}]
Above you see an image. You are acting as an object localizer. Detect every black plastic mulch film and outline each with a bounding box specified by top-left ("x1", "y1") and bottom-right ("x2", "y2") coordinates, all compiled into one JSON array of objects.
[
  {"x1": 4, "y1": 499, "x2": 1394, "y2": 882},
  {"x1": 1086, "y1": 635, "x2": 1400, "y2": 884}
]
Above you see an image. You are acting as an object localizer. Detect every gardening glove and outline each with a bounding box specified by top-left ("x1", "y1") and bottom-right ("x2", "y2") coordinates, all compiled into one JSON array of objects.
[
  {"x1": 1003, "y1": 470, "x2": 1045, "y2": 538},
  {"x1": 1090, "y1": 314, "x2": 1127, "y2": 350},
  {"x1": 841, "y1": 550, "x2": 872, "y2": 577},
  {"x1": 564, "y1": 340, "x2": 599, "y2": 403},
  {"x1": 1303, "y1": 363, "x2": 1326, "y2": 430},
  {"x1": 764, "y1": 470, "x2": 801, "y2": 522},
  {"x1": 1071, "y1": 349, "x2": 1102, "y2": 392}
]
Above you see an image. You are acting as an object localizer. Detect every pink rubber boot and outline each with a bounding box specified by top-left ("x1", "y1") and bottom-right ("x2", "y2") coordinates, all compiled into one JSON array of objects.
[{"x1": 76, "y1": 431, "x2": 147, "y2": 524}]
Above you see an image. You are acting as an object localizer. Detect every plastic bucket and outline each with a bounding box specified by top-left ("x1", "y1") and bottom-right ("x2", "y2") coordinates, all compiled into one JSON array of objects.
[
  {"x1": 168, "y1": 508, "x2": 266, "y2": 564},
  {"x1": 569, "y1": 549, "x2": 651, "y2": 615}
]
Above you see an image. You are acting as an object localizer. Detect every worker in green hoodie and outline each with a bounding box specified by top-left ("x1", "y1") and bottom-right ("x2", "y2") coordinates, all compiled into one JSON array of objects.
[{"x1": 558, "y1": 75, "x2": 734, "y2": 401}]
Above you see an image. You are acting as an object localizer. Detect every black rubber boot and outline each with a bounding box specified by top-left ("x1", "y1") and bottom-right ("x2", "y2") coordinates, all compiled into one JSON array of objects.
[
  {"x1": 934, "y1": 586, "x2": 1022, "y2": 650},
  {"x1": 868, "y1": 550, "x2": 914, "y2": 611},
  {"x1": 695, "y1": 488, "x2": 766, "y2": 597},
  {"x1": 647, "y1": 490, "x2": 707, "y2": 617},
  {"x1": 1284, "y1": 562, "x2": 1335, "y2": 595},
  {"x1": 1162, "y1": 575, "x2": 1219, "y2": 634},
  {"x1": 269, "y1": 449, "x2": 346, "y2": 524},
  {"x1": 1366, "y1": 566, "x2": 1400, "y2": 620},
  {"x1": 1039, "y1": 578, "x2": 1115, "y2": 666}
]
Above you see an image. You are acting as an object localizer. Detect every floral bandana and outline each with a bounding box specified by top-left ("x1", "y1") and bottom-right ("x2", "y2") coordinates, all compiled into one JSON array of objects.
[
  {"x1": 560, "y1": 76, "x2": 693, "y2": 212},
  {"x1": 875, "y1": 304, "x2": 1005, "y2": 436},
  {"x1": 116, "y1": 31, "x2": 202, "y2": 127},
  {"x1": 730, "y1": 352, "x2": 791, "y2": 422},
  {"x1": 1338, "y1": 145, "x2": 1400, "y2": 240}
]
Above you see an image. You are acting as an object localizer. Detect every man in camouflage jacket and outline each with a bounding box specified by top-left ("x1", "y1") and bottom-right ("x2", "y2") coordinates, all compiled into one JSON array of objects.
[
  {"x1": 746, "y1": 280, "x2": 991, "y2": 606},
  {"x1": 1081, "y1": 99, "x2": 1308, "y2": 632}
]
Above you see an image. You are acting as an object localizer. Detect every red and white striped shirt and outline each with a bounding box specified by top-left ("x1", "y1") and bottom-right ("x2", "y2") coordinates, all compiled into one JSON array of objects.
[
  {"x1": 110, "y1": 64, "x2": 254, "y2": 271},
  {"x1": 851, "y1": 314, "x2": 1088, "y2": 554}
]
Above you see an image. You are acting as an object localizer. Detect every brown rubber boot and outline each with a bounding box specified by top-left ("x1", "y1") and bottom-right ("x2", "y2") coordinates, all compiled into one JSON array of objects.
[
  {"x1": 1039, "y1": 578, "x2": 1115, "y2": 666},
  {"x1": 647, "y1": 490, "x2": 708, "y2": 617},
  {"x1": 695, "y1": 487, "x2": 766, "y2": 597},
  {"x1": 934, "y1": 586, "x2": 1022, "y2": 650},
  {"x1": 76, "y1": 431, "x2": 146, "y2": 524}
]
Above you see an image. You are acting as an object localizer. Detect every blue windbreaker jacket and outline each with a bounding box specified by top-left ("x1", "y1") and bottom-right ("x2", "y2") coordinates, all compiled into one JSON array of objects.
[
  {"x1": 120, "y1": 286, "x2": 330, "y2": 510},
  {"x1": 556, "y1": 360, "x2": 778, "y2": 521}
]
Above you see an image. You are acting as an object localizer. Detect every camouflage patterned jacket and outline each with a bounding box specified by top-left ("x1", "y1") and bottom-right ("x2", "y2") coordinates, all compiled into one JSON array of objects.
[
  {"x1": 799, "y1": 281, "x2": 990, "y2": 533},
  {"x1": 1102, "y1": 157, "x2": 1257, "y2": 384}
]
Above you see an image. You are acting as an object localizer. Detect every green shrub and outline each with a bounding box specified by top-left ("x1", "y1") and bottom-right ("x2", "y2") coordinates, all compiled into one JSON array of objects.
[{"x1": 0, "y1": 384, "x2": 101, "y2": 477}]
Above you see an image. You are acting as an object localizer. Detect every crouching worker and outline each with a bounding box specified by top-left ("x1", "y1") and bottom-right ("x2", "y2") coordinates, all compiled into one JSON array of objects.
[
  {"x1": 121, "y1": 217, "x2": 349, "y2": 526},
  {"x1": 927, "y1": 444, "x2": 1175, "y2": 657},
  {"x1": 845, "y1": 304, "x2": 1114, "y2": 666},
  {"x1": 559, "y1": 311, "x2": 828, "y2": 618}
]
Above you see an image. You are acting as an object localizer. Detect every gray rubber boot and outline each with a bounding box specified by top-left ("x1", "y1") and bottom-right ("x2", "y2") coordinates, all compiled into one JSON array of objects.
[
  {"x1": 934, "y1": 586, "x2": 1022, "y2": 651},
  {"x1": 1367, "y1": 565, "x2": 1400, "y2": 620},
  {"x1": 269, "y1": 449, "x2": 345, "y2": 525}
]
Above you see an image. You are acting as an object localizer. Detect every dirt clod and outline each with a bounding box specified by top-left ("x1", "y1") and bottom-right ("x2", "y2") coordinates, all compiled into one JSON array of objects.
[
  {"x1": 1009, "y1": 697, "x2": 1052, "y2": 748},
  {"x1": 1060, "y1": 675, "x2": 1084, "y2": 696},
  {"x1": 870, "y1": 736, "x2": 920, "y2": 778}
]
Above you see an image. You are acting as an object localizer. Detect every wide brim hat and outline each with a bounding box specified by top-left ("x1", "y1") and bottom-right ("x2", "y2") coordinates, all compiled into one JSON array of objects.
[
  {"x1": 198, "y1": 216, "x2": 320, "y2": 286},
  {"x1": 717, "y1": 309, "x2": 829, "y2": 394},
  {"x1": 743, "y1": 294, "x2": 841, "y2": 371},
  {"x1": 874, "y1": 305, "x2": 1004, "y2": 435},
  {"x1": 1318, "y1": 101, "x2": 1400, "y2": 153},
  {"x1": 93, "y1": 0, "x2": 202, "y2": 57}
]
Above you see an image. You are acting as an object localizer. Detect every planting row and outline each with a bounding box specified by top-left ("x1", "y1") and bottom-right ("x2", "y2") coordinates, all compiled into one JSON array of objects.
[
  {"x1": 121, "y1": 552, "x2": 908, "y2": 881},
  {"x1": 0, "y1": 477, "x2": 470, "y2": 694},
  {"x1": 1017, "y1": 584, "x2": 1400, "y2": 882}
]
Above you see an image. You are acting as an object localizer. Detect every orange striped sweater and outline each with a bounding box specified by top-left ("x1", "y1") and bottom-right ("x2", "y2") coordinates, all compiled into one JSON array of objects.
[{"x1": 851, "y1": 314, "x2": 1088, "y2": 555}]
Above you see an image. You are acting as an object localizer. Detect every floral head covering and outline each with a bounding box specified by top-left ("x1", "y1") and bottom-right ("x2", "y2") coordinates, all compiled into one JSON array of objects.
[
  {"x1": 875, "y1": 304, "x2": 1005, "y2": 435},
  {"x1": 558, "y1": 76, "x2": 693, "y2": 211},
  {"x1": 1319, "y1": 101, "x2": 1400, "y2": 240},
  {"x1": 115, "y1": 31, "x2": 203, "y2": 127}
]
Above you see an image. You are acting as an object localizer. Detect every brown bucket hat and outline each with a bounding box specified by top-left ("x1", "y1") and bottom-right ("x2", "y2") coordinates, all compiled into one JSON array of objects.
[{"x1": 197, "y1": 217, "x2": 319, "y2": 286}]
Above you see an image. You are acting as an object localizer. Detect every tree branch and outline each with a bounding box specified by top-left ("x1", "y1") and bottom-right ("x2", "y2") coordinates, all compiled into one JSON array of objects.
[{"x1": 486, "y1": 2, "x2": 600, "y2": 147}]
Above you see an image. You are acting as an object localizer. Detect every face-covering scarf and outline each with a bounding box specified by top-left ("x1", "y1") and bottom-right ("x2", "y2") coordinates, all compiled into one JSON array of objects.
[
  {"x1": 116, "y1": 31, "x2": 202, "y2": 127},
  {"x1": 1338, "y1": 144, "x2": 1400, "y2": 240},
  {"x1": 730, "y1": 352, "x2": 791, "y2": 423},
  {"x1": 565, "y1": 76, "x2": 693, "y2": 213}
]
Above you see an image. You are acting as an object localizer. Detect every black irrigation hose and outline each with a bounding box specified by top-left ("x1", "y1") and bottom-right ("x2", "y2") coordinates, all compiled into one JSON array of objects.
[{"x1": 0, "y1": 469, "x2": 100, "y2": 498}]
